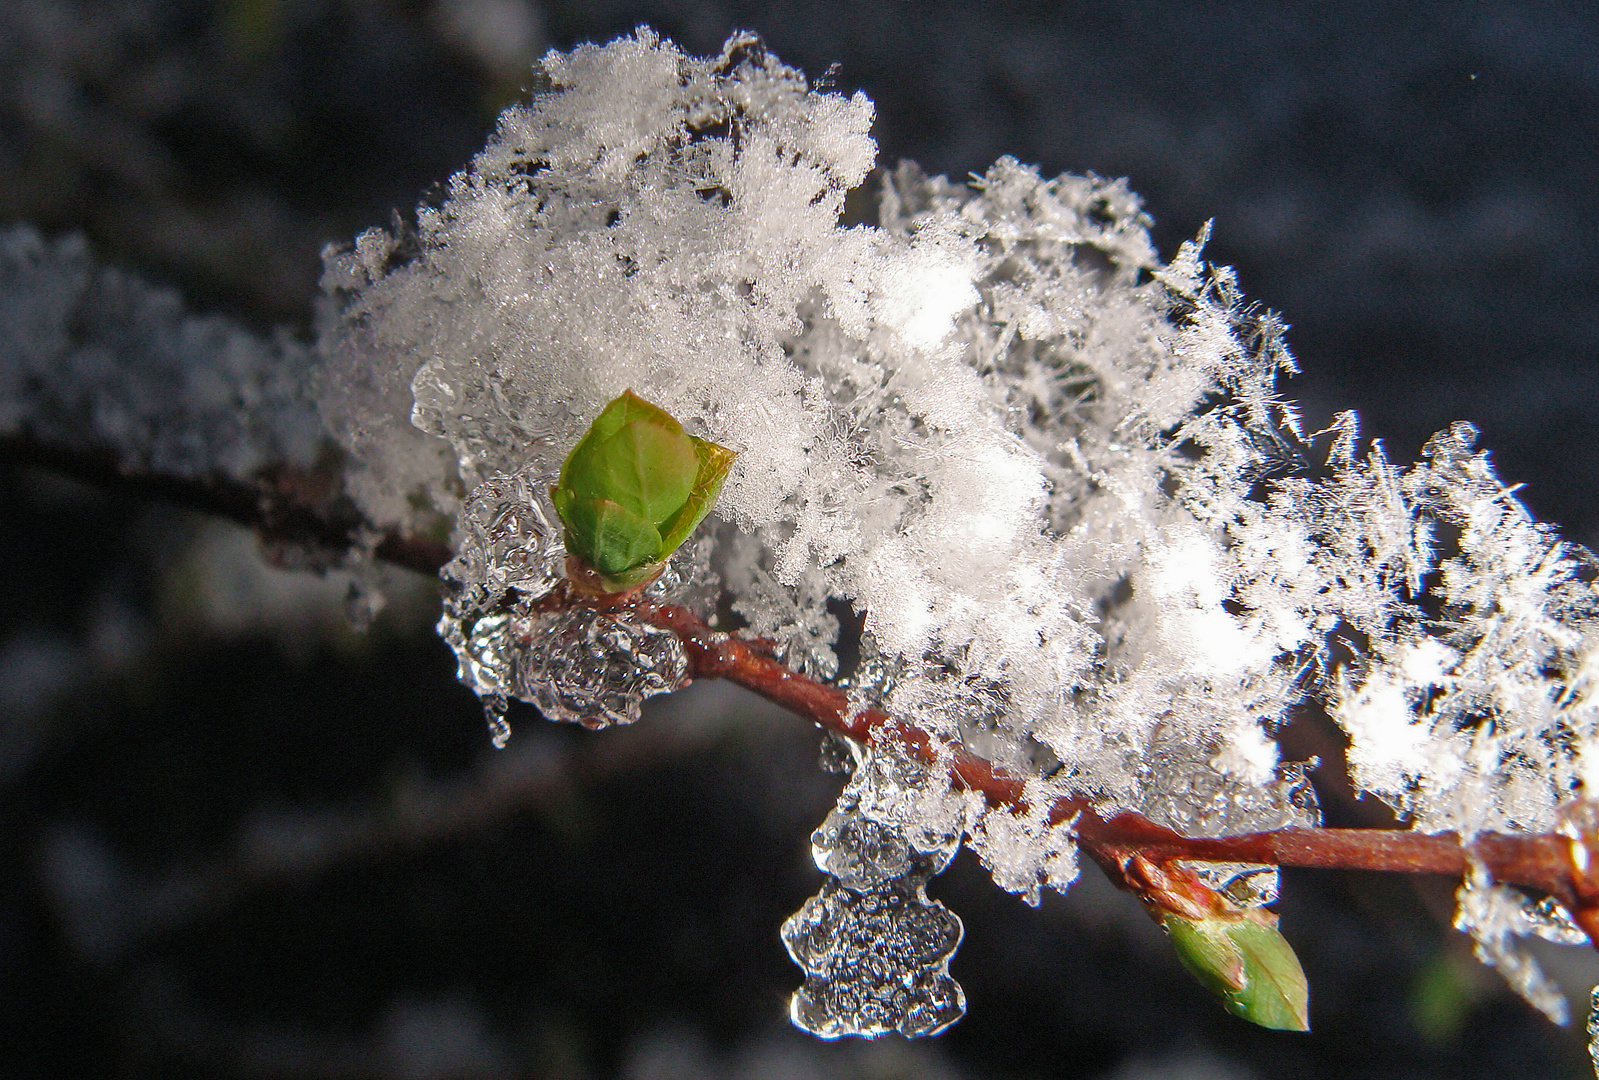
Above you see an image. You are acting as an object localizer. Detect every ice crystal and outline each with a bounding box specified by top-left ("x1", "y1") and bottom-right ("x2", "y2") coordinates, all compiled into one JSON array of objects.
[
  {"x1": 962, "y1": 794, "x2": 1080, "y2": 907},
  {"x1": 320, "y1": 28, "x2": 1599, "y2": 1031},
  {"x1": 508, "y1": 605, "x2": 690, "y2": 730},
  {"x1": 784, "y1": 743, "x2": 967, "y2": 1038},
  {"x1": 438, "y1": 468, "x2": 692, "y2": 736},
  {"x1": 784, "y1": 878, "x2": 965, "y2": 1039}
]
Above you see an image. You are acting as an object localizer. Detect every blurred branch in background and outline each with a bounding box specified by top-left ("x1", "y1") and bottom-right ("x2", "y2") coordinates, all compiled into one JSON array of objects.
[
  {"x1": 39, "y1": 683, "x2": 788, "y2": 964},
  {"x1": 0, "y1": 227, "x2": 449, "y2": 577}
]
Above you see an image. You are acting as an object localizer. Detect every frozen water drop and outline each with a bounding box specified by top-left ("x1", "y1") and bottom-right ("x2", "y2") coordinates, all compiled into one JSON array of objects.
[
  {"x1": 514, "y1": 606, "x2": 689, "y2": 729},
  {"x1": 782, "y1": 878, "x2": 965, "y2": 1039},
  {"x1": 1526, "y1": 895, "x2": 1590, "y2": 946},
  {"x1": 484, "y1": 695, "x2": 511, "y2": 749},
  {"x1": 438, "y1": 608, "x2": 514, "y2": 701},
  {"x1": 812, "y1": 808, "x2": 913, "y2": 892},
  {"x1": 818, "y1": 730, "x2": 858, "y2": 775},
  {"x1": 1180, "y1": 861, "x2": 1280, "y2": 907},
  {"x1": 784, "y1": 740, "x2": 969, "y2": 1040}
]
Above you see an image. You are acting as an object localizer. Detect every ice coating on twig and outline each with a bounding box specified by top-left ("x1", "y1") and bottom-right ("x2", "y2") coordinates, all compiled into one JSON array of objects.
[
  {"x1": 508, "y1": 606, "x2": 690, "y2": 730},
  {"x1": 438, "y1": 468, "x2": 695, "y2": 738}
]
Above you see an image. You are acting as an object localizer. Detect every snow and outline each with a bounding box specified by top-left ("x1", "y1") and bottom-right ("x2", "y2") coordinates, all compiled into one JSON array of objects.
[
  {"x1": 0, "y1": 226, "x2": 324, "y2": 484},
  {"x1": 318, "y1": 28, "x2": 1599, "y2": 1031}
]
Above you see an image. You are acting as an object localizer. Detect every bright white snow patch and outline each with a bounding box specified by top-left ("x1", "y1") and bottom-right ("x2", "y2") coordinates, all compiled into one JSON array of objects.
[{"x1": 317, "y1": 28, "x2": 1599, "y2": 1028}]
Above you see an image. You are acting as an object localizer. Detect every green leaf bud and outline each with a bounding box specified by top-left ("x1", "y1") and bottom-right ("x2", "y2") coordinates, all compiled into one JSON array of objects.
[
  {"x1": 552, "y1": 390, "x2": 737, "y2": 593},
  {"x1": 1163, "y1": 909, "x2": 1310, "y2": 1032}
]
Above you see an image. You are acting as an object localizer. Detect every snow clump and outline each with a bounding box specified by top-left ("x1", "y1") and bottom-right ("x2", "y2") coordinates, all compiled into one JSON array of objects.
[{"x1": 318, "y1": 29, "x2": 1599, "y2": 1033}]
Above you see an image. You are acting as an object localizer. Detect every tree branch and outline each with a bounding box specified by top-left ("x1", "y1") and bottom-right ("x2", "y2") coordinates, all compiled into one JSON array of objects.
[
  {"x1": 13, "y1": 429, "x2": 1596, "y2": 937},
  {"x1": 626, "y1": 594, "x2": 1599, "y2": 936},
  {"x1": 0, "y1": 432, "x2": 450, "y2": 575}
]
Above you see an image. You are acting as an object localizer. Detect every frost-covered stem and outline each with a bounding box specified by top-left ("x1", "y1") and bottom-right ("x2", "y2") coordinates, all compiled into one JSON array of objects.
[{"x1": 630, "y1": 594, "x2": 1599, "y2": 928}]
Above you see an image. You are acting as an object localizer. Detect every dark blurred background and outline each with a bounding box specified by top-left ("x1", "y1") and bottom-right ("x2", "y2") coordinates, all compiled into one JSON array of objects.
[{"x1": 3, "y1": 2, "x2": 1597, "y2": 1077}]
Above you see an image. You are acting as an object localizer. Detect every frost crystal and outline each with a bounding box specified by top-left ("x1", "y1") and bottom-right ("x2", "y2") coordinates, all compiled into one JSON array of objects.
[
  {"x1": 321, "y1": 28, "x2": 1599, "y2": 1031},
  {"x1": 1454, "y1": 862, "x2": 1572, "y2": 1025}
]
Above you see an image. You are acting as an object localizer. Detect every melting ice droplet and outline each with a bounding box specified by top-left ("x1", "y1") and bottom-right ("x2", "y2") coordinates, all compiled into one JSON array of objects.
[
  {"x1": 782, "y1": 744, "x2": 968, "y2": 1038},
  {"x1": 437, "y1": 464, "x2": 692, "y2": 734}
]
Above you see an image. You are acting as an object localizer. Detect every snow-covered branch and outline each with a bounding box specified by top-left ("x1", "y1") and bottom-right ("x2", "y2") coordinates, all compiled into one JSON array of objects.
[
  {"x1": 321, "y1": 29, "x2": 1599, "y2": 1040},
  {"x1": 11, "y1": 24, "x2": 1599, "y2": 1055},
  {"x1": 0, "y1": 226, "x2": 449, "y2": 574}
]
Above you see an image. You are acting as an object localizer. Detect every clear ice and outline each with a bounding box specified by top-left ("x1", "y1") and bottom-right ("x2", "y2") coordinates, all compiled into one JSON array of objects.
[
  {"x1": 782, "y1": 743, "x2": 967, "y2": 1038},
  {"x1": 1589, "y1": 985, "x2": 1599, "y2": 1079},
  {"x1": 783, "y1": 878, "x2": 965, "y2": 1040},
  {"x1": 437, "y1": 469, "x2": 692, "y2": 737},
  {"x1": 509, "y1": 606, "x2": 690, "y2": 730}
]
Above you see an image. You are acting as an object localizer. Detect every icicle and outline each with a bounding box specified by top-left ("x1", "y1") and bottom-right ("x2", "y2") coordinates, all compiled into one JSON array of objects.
[
  {"x1": 484, "y1": 694, "x2": 511, "y2": 750},
  {"x1": 1588, "y1": 985, "x2": 1599, "y2": 1079},
  {"x1": 781, "y1": 742, "x2": 968, "y2": 1038}
]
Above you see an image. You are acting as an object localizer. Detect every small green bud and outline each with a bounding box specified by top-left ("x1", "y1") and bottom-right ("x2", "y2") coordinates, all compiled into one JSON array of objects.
[
  {"x1": 551, "y1": 390, "x2": 737, "y2": 593},
  {"x1": 1163, "y1": 909, "x2": 1310, "y2": 1032}
]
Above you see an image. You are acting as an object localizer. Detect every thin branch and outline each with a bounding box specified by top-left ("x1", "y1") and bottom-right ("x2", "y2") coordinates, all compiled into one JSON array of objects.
[
  {"x1": 14, "y1": 431, "x2": 1598, "y2": 933},
  {"x1": 45, "y1": 716, "x2": 752, "y2": 960},
  {"x1": 0, "y1": 432, "x2": 450, "y2": 575},
  {"x1": 628, "y1": 594, "x2": 1599, "y2": 932}
]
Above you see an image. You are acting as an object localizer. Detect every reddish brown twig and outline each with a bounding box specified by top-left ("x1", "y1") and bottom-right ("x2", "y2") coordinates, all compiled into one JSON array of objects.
[
  {"x1": 629, "y1": 594, "x2": 1599, "y2": 935},
  {"x1": 11, "y1": 425, "x2": 1595, "y2": 934}
]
